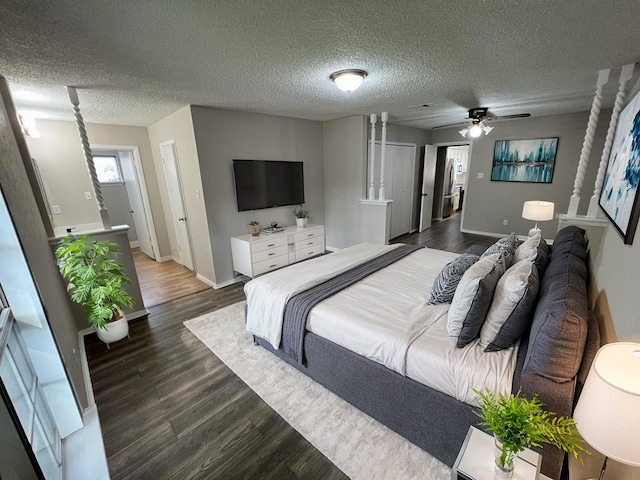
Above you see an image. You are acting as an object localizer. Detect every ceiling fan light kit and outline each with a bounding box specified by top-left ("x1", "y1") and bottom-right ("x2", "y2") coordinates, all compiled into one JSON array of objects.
[{"x1": 330, "y1": 69, "x2": 367, "y2": 93}]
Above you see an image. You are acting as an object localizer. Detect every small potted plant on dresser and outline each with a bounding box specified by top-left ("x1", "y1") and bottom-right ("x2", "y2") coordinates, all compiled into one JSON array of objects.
[
  {"x1": 293, "y1": 205, "x2": 310, "y2": 227},
  {"x1": 248, "y1": 220, "x2": 260, "y2": 236},
  {"x1": 55, "y1": 234, "x2": 134, "y2": 348},
  {"x1": 475, "y1": 389, "x2": 587, "y2": 478}
]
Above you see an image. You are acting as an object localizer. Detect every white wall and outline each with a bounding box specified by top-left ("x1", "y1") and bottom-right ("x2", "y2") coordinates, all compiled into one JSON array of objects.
[
  {"x1": 190, "y1": 106, "x2": 325, "y2": 285},
  {"x1": 432, "y1": 111, "x2": 609, "y2": 239},
  {"x1": 147, "y1": 106, "x2": 216, "y2": 283}
]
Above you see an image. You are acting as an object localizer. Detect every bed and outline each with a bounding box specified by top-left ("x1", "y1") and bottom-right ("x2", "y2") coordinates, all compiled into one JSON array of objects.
[{"x1": 245, "y1": 225, "x2": 599, "y2": 479}]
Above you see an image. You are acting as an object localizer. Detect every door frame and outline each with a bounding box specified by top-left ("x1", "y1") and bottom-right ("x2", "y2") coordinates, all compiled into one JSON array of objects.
[
  {"x1": 91, "y1": 143, "x2": 160, "y2": 260},
  {"x1": 159, "y1": 139, "x2": 196, "y2": 271},
  {"x1": 433, "y1": 140, "x2": 473, "y2": 229}
]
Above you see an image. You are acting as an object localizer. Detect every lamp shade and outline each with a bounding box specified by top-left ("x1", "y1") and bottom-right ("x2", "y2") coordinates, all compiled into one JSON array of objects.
[
  {"x1": 521, "y1": 200, "x2": 554, "y2": 221},
  {"x1": 330, "y1": 69, "x2": 367, "y2": 93},
  {"x1": 573, "y1": 342, "x2": 640, "y2": 466}
]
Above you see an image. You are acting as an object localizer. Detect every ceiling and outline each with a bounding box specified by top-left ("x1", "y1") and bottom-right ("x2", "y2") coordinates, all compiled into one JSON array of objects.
[{"x1": 1, "y1": 0, "x2": 639, "y2": 129}]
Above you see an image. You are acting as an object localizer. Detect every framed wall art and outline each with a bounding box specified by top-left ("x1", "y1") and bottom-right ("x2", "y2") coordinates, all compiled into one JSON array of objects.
[
  {"x1": 491, "y1": 137, "x2": 558, "y2": 183},
  {"x1": 599, "y1": 88, "x2": 640, "y2": 245}
]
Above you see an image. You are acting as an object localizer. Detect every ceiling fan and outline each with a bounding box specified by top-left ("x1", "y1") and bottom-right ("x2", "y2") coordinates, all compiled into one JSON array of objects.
[{"x1": 435, "y1": 107, "x2": 531, "y2": 138}]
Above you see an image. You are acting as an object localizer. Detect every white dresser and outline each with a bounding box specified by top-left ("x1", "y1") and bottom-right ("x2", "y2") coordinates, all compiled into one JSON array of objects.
[{"x1": 230, "y1": 224, "x2": 325, "y2": 277}]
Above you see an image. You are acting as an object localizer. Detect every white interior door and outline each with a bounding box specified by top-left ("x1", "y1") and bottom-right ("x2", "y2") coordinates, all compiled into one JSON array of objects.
[
  {"x1": 160, "y1": 141, "x2": 194, "y2": 270},
  {"x1": 419, "y1": 145, "x2": 437, "y2": 232},
  {"x1": 379, "y1": 143, "x2": 416, "y2": 239},
  {"x1": 120, "y1": 152, "x2": 155, "y2": 259}
]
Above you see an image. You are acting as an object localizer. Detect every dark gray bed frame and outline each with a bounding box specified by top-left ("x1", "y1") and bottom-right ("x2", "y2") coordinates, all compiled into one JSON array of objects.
[{"x1": 254, "y1": 227, "x2": 599, "y2": 479}]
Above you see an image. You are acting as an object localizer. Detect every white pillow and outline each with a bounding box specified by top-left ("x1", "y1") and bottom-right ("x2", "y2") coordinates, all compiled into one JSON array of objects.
[
  {"x1": 513, "y1": 233, "x2": 541, "y2": 264},
  {"x1": 447, "y1": 252, "x2": 506, "y2": 344},
  {"x1": 479, "y1": 259, "x2": 539, "y2": 351}
]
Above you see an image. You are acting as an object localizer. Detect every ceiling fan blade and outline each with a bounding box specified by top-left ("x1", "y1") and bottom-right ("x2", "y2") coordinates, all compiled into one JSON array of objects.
[
  {"x1": 486, "y1": 113, "x2": 531, "y2": 121},
  {"x1": 432, "y1": 121, "x2": 469, "y2": 130}
]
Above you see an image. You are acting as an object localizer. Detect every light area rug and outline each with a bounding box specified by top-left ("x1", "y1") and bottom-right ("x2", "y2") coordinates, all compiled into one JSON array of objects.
[{"x1": 184, "y1": 301, "x2": 451, "y2": 480}]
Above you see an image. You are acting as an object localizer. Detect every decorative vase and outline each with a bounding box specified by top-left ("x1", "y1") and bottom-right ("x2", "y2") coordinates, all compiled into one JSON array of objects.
[
  {"x1": 96, "y1": 315, "x2": 129, "y2": 348},
  {"x1": 249, "y1": 224, "x2": 260, "y2": 236},
  {"x1": 494, "y1": 436, "x2": 518, "y2": 478},
  {"x1": 296, "y1": 218, "x2": 307, "y2": 227}
]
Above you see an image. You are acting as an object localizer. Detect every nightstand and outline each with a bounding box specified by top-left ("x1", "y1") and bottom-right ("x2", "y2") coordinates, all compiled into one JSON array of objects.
[{"x1": 452, "y1": 427, "x2": 543, "y2": 480}]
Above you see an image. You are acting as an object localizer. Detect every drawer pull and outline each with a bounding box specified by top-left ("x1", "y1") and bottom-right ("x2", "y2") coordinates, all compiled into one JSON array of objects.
[
  {"x1": 307, "y1": 233, "x2": 314, "y2": 237},
  {"x1": 307, "y1": 242, "x2": 314, "y2": 245},
  {"x1": 269, "y1": 264, "x2": 277, "y2": 268},
  {"x1": 308, "y1": 251, "x2": 315, "y2": 255},
  {"x1": 268, "y1": 252, "x2": 275, "y2": 256},
  {"x1": 267, "y1": 243, "x2": 276, "y2": 247}
]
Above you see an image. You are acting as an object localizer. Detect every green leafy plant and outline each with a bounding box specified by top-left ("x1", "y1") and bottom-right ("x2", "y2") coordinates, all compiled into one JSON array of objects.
[
  {"x1": 475, "y1": 389, "x2": 588, "y2": 470},
  {"x1": 249, "y1": 220, "x2": 259, "y2": 226},
  {"x1": 55, "y1": 235, "x2": 134, "y2": 329},
  {"x1": 293, "y1": 205, "x2": 309, "y2": 218}
]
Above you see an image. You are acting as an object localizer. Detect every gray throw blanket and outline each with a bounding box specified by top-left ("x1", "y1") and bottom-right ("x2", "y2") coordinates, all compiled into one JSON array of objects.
[{"x1": 281, "y1": 244, "x2": 422, "y2": 364}]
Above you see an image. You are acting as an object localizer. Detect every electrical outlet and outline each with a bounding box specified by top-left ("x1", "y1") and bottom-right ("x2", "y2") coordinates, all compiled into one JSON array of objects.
[
  {"x1": 51, "y1": 205, "x2": 61, "y2": 214},
  {"x1": 503, "y1": 219, "x2": 508, "y2": 226},
  {"x1": 477, "y1": 172, "x2": 485, "y2": 179},
  {"x1": 84, "y1": 191, "x2": 92, "y2": 200}
]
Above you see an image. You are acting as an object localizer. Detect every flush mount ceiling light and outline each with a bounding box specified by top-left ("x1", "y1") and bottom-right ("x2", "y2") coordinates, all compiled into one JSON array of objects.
[
  {"x1": 330, "y1": 69, "x2": 367, "y2": 93},
  {"x1": 459, "y1": 120, "x2": 493, "y2": 138}
]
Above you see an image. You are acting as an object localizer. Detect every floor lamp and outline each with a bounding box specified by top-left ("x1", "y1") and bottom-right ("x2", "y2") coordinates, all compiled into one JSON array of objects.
[{"x1": 573, "y1": 342, "x2": 640, "y2": 479}]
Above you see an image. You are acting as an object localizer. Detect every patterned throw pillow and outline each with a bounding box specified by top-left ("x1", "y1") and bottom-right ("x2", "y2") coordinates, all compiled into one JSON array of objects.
[
  {"x1": 427, "y1": 253, "x2": 480, "y2": 305},
  {"x1": 481, "y1": 233, "x2": 520, "y2": 266}
]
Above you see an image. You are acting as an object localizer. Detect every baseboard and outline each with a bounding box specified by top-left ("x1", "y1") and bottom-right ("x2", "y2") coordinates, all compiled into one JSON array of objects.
[
  {"x1": 126, "y1": 309, "x2": 149, "y2": 321},
  {"x1": 214, "y1": 277, "x2": 240, "y2": 289},
  {"x1": 325, "y1": 246, "x2": 339, "y2": 252},
  {"x1": 129, "y1": 240, "x2": 139, "y2": 248},
  {"x1": 196, "y1": 273, "x2": 215, "y2": 288},
  {"x1": 77, "y1": 329, "x2": 95, "y2": 408},
  {"x1": 158, "y1": 255, "x2": 178, "y2": 263},
  {"x1": 459, "y1": 227, "x2": 505, "y2": 239}
]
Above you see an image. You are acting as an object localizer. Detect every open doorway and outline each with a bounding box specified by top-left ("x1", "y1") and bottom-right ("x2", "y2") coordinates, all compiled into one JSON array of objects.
[{"x1": 433, "y1": 144, "x2": 470, "y2": 221}]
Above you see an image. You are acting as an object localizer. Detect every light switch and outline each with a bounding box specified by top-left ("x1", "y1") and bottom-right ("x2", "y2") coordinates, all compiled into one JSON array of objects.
[
  {"x1": 477, "y1": 172, "x2": 485, "y2": 179},
  {"x1": 51, "y1": 205, "x2": 61, "y2": 214},
  {"x1": 84, "y1": 191, "x2": 92, "y2": 200}
]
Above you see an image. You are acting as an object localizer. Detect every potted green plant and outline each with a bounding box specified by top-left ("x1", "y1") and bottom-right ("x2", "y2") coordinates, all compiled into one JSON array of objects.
[
  {"x1": 248, "y1": 220, "x2": 260, "y2": 236},
  {"x1": 293, "y1": 205, "x2": 310, "y2": 227},
  {"x1": 475, "y1": 389, "x2": 587, "y2": 478},
  {"x1": 55, "y1": 235, "x2": 134, "y2": 347}
]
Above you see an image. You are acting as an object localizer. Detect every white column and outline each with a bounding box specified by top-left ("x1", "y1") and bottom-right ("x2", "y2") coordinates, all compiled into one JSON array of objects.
[
  {"x1": 587, "y1": 63, "x2": 636, "y2": 217},
  {"x1": 369, "y1": 114, "x2": 377, "y2": 200},
  {"x1": 567, "y1": 69, "x2": 609, "y2": 216},
  {"x1": 67, "y1": 86, "x2": 111, "y2": 229},
  {"x1": 379, "y1": 111, "x2": 388, "y2": 201}
]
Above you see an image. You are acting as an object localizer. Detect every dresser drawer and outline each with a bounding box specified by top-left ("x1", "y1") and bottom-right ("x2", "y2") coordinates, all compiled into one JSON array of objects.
[
  {"x1": 295, "y1": 246, "x2": 323, "y2": 263},
  {"x1": 293, "y1": 227, "x2": 324, "y2": 243},
  {"x1": 252, "y1": 244, "x2": 289, "y2": 263},
  {"x1": 295, "y1": 236, "x2": 324, "y2": 250},
  {"x1": 251, "y1": 235, "x2": 288, "y2": 253},
  {"x1": 253, "y1": 255, "x2": 289, "y2": 276}
]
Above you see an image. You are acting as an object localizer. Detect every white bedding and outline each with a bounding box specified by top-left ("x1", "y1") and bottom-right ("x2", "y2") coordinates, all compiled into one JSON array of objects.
[{"x1": 247, "y1": 243, "x2": 518, "y2": 405}]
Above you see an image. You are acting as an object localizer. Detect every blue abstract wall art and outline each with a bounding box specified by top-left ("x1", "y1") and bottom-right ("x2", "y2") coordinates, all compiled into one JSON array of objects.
[
  {"x1": 599, "y1": 88, "x2": 640, "y2": 244},
  {"x1": 491, "y1": 138, "x2": 558, "y2": 183}
]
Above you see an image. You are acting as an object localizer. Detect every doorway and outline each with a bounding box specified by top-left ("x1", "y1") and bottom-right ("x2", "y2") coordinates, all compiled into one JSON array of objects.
[
  {"x1": 160, "y1": 140, "x2": 195, "y2": 271},
  {"x1": 433, "y1": 145, "x2": 470, "y2": 220}
]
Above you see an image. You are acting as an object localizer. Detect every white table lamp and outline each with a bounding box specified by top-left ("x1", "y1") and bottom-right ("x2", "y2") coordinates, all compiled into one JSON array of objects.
[
  {"x1": 573, "y1": 342, "x2": 640, "y2": 480},
  {"x1": 522, "y1": 201, "x2": 554, "y2": 236}
]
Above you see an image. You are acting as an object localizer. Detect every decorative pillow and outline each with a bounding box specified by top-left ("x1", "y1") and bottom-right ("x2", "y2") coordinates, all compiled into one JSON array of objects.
[
  {"x1": 427, "y1": 253, "x2": 480, "y2": 305},
  {"x1": 447, "y1": 251, "x2": 510, "y2": 347},
  {"x1": 480, "y1": 260, "x2": 539, "y2": 352},
  {"x1": 481, "y1": 233, "x2": 519, "y2": 266},
  {"x1": 513, "y1": 233, "x2": 541, "y2": 264}
]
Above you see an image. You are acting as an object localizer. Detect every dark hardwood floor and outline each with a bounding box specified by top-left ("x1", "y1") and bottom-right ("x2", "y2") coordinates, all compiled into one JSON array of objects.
[{"x1": 86, "y1": 214, "x2": 495, "y2": 480}]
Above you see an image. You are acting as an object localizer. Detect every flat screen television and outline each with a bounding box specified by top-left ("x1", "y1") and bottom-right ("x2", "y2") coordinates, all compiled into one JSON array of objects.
[{"x1": 233, "y1": 159, "x2": 305, "y2": 211}]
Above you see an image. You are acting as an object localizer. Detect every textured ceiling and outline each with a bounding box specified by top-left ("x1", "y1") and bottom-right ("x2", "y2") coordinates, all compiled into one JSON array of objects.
[{"x1": 1, "y1": 0, "x2": 639, "y2": 128}]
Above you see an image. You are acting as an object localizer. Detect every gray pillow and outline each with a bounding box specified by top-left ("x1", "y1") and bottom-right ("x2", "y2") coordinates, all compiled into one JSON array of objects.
[
  {"x1": 481, "y1": 233, "x2": 519, "y2": 266},
  {"x1": 427, "y1": 253, "x2": 480, "y2": 305},
  {"x1": 448, "y1": 251, "x2": 510, "y2": 348},
  {"x1": 480, "y1": 260, "x2": 539, "y2": 352}
]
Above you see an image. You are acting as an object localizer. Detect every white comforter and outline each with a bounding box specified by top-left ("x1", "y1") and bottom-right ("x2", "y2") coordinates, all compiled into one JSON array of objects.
[
  {"x1": 245, "y1": 242, "x2": 401, "y2": 348},
  {"x1": 246, "y1": 243, "x2": 518, "y2": 405}
]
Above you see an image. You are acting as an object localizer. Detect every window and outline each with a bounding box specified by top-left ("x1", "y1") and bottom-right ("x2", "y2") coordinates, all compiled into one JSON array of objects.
[{"x1": 93, "y1": 155, "x2": 123, "y2": 183}]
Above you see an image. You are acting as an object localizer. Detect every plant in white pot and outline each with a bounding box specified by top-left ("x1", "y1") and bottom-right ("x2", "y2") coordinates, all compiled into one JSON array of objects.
[
  {"x1": 475, "y1": 389, "x2": 587, "y2": 478},
  {"x1": 293, "y1": 205, "x2": 310, "y2": 227},
  {"x1": 56, "y1": 235, "x2": 134, "y2": 347}
]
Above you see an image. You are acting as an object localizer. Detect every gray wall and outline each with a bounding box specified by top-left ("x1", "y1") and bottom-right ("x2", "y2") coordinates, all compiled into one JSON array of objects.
[
  {"x1": 0, "y1": 79, "x2": 88, "y2": 410},
  {"x1": 102, "y1": 184, "x2": 138, "y2": 242},
  {"x1": 432, "y1": 111, "x2": 609, "y2": 239},
  {"x1": 323, "y1": 116, "x2": 368, "y2": 249},
  {"x1": 190, "y1": 106, "x2": 325, "y2": 284}
]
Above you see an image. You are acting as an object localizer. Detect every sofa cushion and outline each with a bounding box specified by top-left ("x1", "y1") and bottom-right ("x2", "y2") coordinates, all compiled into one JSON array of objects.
[
  {"x1": 448, "y1": 251, "x2": 509, "y2": 347},
  {"x1": 427, "y1": 253, "x2": 480, "y2": 305}
]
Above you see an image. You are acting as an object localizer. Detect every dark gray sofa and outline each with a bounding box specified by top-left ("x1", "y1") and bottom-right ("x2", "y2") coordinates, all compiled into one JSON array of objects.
[{"x1": 255, "y1": 225, "x2": 598, "y2": 479}]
